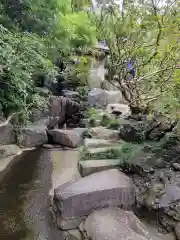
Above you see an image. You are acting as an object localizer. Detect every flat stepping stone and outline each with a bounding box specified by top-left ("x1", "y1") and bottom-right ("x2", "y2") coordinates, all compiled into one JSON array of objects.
[
  {"x1": 54, "y1": 169, "x2": 135, "y2": 220},
  {"x1": 88, "y1": 145, "x2": 122, "y2": 154},
  {"x1": 89, "y1": 127, "x2": 119, "y2": 140},
  {"x1": 84, "y1": 138, "x2": 115, "y2": 148},
  {"x1": 78, "y1": 159, "x2": 122, "y2": 177}
]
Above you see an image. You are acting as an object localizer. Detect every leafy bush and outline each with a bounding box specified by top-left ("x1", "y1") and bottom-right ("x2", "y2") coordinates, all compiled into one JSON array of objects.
[
  {"x1": 107, "y1": 119, "x2": 121, "y2": 130},
  {"x1": 76, "y1": 86, "x2": 89, "y2": 101},
  {"x1": 84, "y1": 108, "x2": 99, "y2": 119},
  {"x1": 0, "y1": 0, "x2": 97, "y2": 123},
  {"x1": 100, "y1": 114, "x2": 111, "y2": 127},
  {"x1": 0, "y1": 25, "x2": 56, "y2": 119}
]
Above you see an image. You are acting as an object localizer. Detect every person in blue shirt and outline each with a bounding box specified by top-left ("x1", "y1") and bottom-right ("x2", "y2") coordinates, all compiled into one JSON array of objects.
[{"x1": 127, "y1": 59, "x2": 136, "y2": 80}]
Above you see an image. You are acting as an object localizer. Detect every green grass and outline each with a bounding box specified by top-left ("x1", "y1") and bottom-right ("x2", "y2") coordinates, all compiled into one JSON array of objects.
[{"x1": 80, "y1": 142, "x2": 144, "y2": 163}]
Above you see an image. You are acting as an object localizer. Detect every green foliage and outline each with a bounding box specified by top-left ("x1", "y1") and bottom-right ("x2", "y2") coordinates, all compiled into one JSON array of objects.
[
  {"x1": 93, "y1": 1, "x2": 180, "y2": 112},
  {"x1": 0, "y1": 25, "x2": 56, "y2": 117},
  {"x1": 76, "y1": 86, "x2": 89, "y2": 101},
  {"x1": 62, "y1": 56, "x2": 92, "y2": 89},
  {"x1": 89, "y1": 118, "x2": 96, "y2": 127},
  {"x1": 84, "y1": 108, "x2": 99, "y2": 119},
  {"x1": 107, "y1": 119, "x2": 121, "y2": 130},
  {"x1": 0, "y1": 0, "x2": 97, "y2": 123},
  {"x1": 100, "y1": 114, "x2": 111, "y2": 127},
  {"x1": 81, "y1": 142, "x2": 144, "y2": 163}
]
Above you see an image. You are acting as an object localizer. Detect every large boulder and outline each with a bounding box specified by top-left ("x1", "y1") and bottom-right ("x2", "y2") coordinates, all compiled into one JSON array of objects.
[
  {"x1": 47, "y1": 96, "x2": 81, "y2": 129},
  {"x1": 119, "y1": 119, "x2": 145, "y2": 142},
  {"x1": 54, "y1": 169, "x2": 135, "y2": 220},
  {"x1": 82, "y1": 208, "x2": 152, "y2": 240},
  {"x1": 88, "y1": 88, "x2": 123, "y2": 108},
  {"x1": 0, "y1": 145, "x2": 21, "y2": 158},
  {"x1": 0, "y1": 123, "x2": 15, "y2": 145},
  {"x1": 17, "y1": 125, "x2": 48, "y2": 147},
  {"x1": 48, "y1": 129, "x2": 82, "y2": 148}
]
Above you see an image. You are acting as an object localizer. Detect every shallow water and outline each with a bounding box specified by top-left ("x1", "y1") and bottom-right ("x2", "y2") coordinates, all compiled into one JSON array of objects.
[{"x1": 0, "y1": 148, "x2": 62, "y2": 240}]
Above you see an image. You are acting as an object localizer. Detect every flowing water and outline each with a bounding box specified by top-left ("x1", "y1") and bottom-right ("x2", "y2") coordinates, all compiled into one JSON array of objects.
[
  {"x1": 0, "y1": 147, "x2": 175, "y2": 240},
  {"x1": 0, "y1": 148, "x2": 63, "y2": 240}
]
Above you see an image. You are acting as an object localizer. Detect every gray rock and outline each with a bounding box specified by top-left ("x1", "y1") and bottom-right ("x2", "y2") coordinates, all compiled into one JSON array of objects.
[
  {"x1": 159, "y1": 185, "x2": 180, "y2": 208},
  {"x1": 62, "y1": 90, "x2": 80, "y2": 101},
  {"x1": 56, "y1": 212, "x2": 84, "y2": 230},
  {"x1": 48, "y1": 129, "x2": 82, "y2": 148},
  {"x1": 17, "y1": 126, "x2": 48, "y2": 147},
  {"x1": 79, "y1": 119, "x2": 89, "y2": 128},
  {"x1": 0, "y1": 123, "x2": 15, "y2": 145},
  {"x1": 89, "y1": 127, "x2": 119, "y2": 141},
  {"x1": 78, "y1": 159, "x2": 122, "y2": 177},
  {"x1": 73, "y1": 128, "x2": 89, "y2": 138},
  {"x1": 83, "y1": 208, "x2": 152, "y2": 240},
  {"x1": 175, "y1": 222, "x2": 180, "y2": 240},
  {"x1": 84, "y1": 138, "x2": 114, "y2": 148},
  {"x1": 106, "y1": 103, "x2": 131, "y2": 118},
  {"x1": 42, "y1": 144, "x2": 63, "y2": 149},
  {"x1": 66, "y1": 229, "x2": 82, "y2": 240},
  {"x1": 0, "y1": 145, "x2": 21, "y2": 158},
  {"x1": 172, "y1": 163, "x2": 180, "y2": 171},
  {"x1": 88, "y1": 88, "x2": 123, "y2": 108},
  {"x1": 54, "y1": 169, "x2": 135, "y2": 219}
]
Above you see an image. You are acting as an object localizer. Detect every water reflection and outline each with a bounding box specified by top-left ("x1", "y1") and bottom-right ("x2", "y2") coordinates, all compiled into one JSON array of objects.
[{"x1": 0, "y1": 149, "x2": 62, "y2": 240}]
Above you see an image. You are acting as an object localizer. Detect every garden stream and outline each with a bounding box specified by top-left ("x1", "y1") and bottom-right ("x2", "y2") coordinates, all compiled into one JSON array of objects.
[
  {"x1": 0, "y1": 149, "x2": 63, "y2": 240},
  {"x1": 0, "y1": 149, "x2": 175, "y2": 240}
]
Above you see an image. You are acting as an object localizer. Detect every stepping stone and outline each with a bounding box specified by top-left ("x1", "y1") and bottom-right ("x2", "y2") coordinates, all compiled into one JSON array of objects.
[
  {"x1": 78, "y1": 159, "x2": 122, "y2": 177},
  {"x1": 54, "y1": 169, "x2": 135, "y2": 220},
  {"x1": 84, "y1": 138, "x2": 115, "y2": 148},
  {"x1": 89, "y1": 127, "x2": 119, "y2": 140},
  {"x1": 88, "y1": 145, "x2": 122, "y2": 154}
]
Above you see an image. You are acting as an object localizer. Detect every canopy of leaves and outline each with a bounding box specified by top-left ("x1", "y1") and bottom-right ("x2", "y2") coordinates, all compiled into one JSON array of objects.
[
  {"x1": 0, "y1": 0, "x2": 97, "y2": 123},
  {"x1": 93, "y1": 0, "x2": 180, "y2": 114}
]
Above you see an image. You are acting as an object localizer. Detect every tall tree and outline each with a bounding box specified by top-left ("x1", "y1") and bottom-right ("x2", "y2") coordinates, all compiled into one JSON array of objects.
[{"x1": 93, "y1": 0, "x2": 180, "y2": 113}]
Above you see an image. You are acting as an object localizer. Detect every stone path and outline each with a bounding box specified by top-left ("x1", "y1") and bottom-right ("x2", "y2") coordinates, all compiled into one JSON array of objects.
[{"x1": 49, "y1": 126, "x2": 176, "y2": 240}]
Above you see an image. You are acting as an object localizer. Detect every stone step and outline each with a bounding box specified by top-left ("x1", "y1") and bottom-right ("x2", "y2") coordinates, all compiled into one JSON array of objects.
[
  {"x1": 78, "y1": 159, "x2": 122, "y2": 177},
  {"x1": 84, "y1": 138, "x2": 117, "y2": 148},
  {"x1": 89, "y1": 127, "x2": 119, "y2": 140},
  {"x1": 87, "y1": 145, "x2": 122, "y2": 154},
  {"x1": 54, "y1": 169, "x2": 135, "y2": 226}
]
